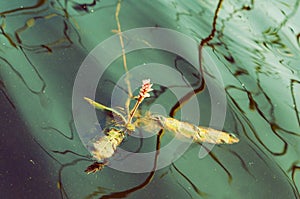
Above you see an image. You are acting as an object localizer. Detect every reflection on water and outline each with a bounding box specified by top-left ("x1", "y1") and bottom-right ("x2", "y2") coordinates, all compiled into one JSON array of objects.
[{"x1": 0, "y1": 0, "x2": 299, "y2": 198}]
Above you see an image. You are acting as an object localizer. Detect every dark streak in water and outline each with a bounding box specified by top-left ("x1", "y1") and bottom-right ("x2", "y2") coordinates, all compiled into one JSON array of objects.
[
  {"x1": 40, "y1": 44, "x2": 52, "y2": 52},
  {"x1": 0, "y1": 16, "x2": 17, "y2": 48},
  {"x1": 275, "y1": 0, "x2": 300, "y2": 32},
  {"x1": 236, "y1": 109, "x2": 283, "y2": 182},
  {"x1": 63, "y1": 20, "x2": 73, "y2": 45},
  {"x1": 256, "y1": 72, "x2": 300, "y2": 134},
  {"x1": 226, "y1": 82, "x2": 300, "y2": 156},
  {"x1": 198, "y1": 0, "x2": 223, "y2": 71},
  {"x1": 42, "y1": 126, "x2": 74, "y2": 140},
  {"x1": 288, "y1": 161, "x2": 300, "y2": 197},
  {"x1": 72, "y1": 0, "x2": 98, "y2": 12},
  {"x1": 57, "y1": 158, "x2": 92, "y2": 199},
  {"x1": 200, "y1": 144, "x2": 232, "y2": 183},
  {"x1": 42, "y1": 116, "x2": 75, "y2": 140},
  {"x1": 104, "y1": 79, "x2": 130, "y2": 97},
  {"x1": 168, "y1": 74, "x2": 205, "y2": 118},
  {"x1": 19, "y1": 47, "x2": 46, "y2": 93},
  {"x1": 226, "y1": 85, "x2": 256, "y2": 110},
  {"x1": 231, "y1": 107, "x2": 297, "y2": 192},
  {"x1": 175, "y1": 182, "x2": 193, "y2": 199},
  {"x1": 290, "y1": 79, "x2": 300, "y2": 126},
  {"x1": 171, "y1": 163, "x2": 207, "y2": 197},
  {"x1": 246, "y1": 143, "x2": 270, "y2": 168},
  {"x1": 14, "y1": 13, "x2": 77, "y2": 53},
  {"x1": 0, "y1": 56, "x2": 44, "y2": 94},
  {"x1": 0, "y1": 79, "x2": 16, "y2": 109},
  {"x1": 230, "y1": 109, "x2": 273, "y2": 167},
  {"x1": 170, "y1": 0, "x2": 223, "y2": 117},
  {"x1": 52, "y1": 149, "x2": 90, "y2": 158},
  {"x1": 31, "y1": 113, "x2": 93, "y2": 198},
  {"x1": 167, "y1": 0, "x2": 240, "y2": 195},
  {"x1": 174, "y1": 55, "x2": 201, "y2": 87},
  {"x1": 233, "y1": 68, "x2": 249, "y2": 76},
  {"x1": 50, "y1": 2, "x2": 87, "y2": 50},
  {"x1": 149, "y1": 85, "x2": 168, "y2": 103},
  {"x1": 175, "y1": 10, "x2": 192, "y2": 21},
  {"x1": 33, "y1": 136, "x2": 92, "y2": 199},
  {"x1": 247, "y1": 143, "x2": 299, "y2": 199},
  {"x1": 0, "y1": 0, "x2": 47, "y2": 16},
  {"x1": 218, "y1": 145, "x2": 255, "y2": 179},
  {"x1": 85, "y1": 187, "x2": 112, "y2": 199},
  {"x1": 224, "y1": 54, "x2": 235, "y2": 63},
  {"x1": 230, "y1": 97, "x2": 278, "y2": 156},
  {"x1": 32, "y1": 138, "x2": 68, "y2": 198}
]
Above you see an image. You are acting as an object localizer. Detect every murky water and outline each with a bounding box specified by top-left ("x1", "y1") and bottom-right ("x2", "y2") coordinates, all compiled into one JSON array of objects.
[{"x1": 0, "y1": 1, "x2": 299, "y2": 199}]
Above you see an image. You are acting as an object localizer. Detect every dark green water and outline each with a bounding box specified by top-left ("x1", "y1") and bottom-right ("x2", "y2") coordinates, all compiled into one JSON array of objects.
[{"x1": 0, "y1": 1, "x2": 299, "y2": 199}]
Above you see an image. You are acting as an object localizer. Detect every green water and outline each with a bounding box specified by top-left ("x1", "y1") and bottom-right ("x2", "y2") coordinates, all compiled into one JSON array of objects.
[{"x1": 0, "y1": 0, "x2": 299, "y2": 199}]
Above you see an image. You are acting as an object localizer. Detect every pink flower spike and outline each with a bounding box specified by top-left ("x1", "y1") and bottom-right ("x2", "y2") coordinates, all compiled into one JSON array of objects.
[
  {"x1": 144, "y1": 93, "x2": 150, "y2": 98},
  {"x1": 140, "y1": 79, "x2": 153, "y2": 98},
  {"x1": 128, "y1": 79, "x2": 153, "y2": 124},
  {"x1": 142, "y1": 79, "x2": 151, "y2": 86}
]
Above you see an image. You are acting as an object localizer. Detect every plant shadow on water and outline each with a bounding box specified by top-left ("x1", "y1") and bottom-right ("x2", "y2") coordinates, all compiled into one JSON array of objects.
[{"x1": 0, "y1": 0, "x2": 300, "y2": 199}]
